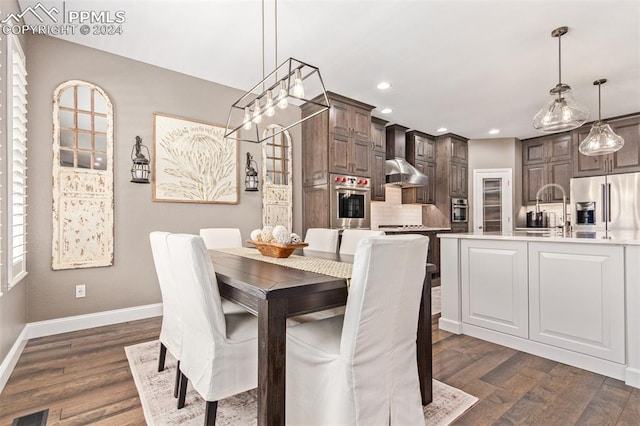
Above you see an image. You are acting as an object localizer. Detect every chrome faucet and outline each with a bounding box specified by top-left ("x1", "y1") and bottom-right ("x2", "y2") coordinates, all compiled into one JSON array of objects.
[{"x1": 535, "y1": 183, "x2": 569, "y2": 233}]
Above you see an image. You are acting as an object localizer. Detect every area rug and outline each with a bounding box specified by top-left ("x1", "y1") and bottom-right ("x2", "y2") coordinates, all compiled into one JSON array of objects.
[{"x1": 126, "y1": 340, "x2": 477, "y2": 425}]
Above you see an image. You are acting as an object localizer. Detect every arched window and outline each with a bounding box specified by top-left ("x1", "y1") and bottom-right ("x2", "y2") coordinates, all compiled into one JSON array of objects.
[{"x1": 52, "y1": 81, "x2": 114, "y2": 269}]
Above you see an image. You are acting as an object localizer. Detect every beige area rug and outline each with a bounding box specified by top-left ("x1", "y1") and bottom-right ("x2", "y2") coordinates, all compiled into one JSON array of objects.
[{"x1": 125, "y1": 340, "x2": 477, "y2": 425}]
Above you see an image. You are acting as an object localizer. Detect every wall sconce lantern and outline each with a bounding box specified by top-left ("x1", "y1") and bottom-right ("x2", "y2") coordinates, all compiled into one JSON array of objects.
[
  {"x1": 131, "y1": 136, "x2": 151, "y2": 184},
  {"x1": 245, "y1": 152, "x2": 259, "y2": 191}
]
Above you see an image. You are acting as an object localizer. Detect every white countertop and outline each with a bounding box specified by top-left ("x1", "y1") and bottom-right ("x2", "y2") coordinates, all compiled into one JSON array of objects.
[
  {"x1": 379, "y1": 227, "x2": 452, "y2": 233},
  {"x1": 437, "y1": 230, "x2": 640, "y2": 245}
]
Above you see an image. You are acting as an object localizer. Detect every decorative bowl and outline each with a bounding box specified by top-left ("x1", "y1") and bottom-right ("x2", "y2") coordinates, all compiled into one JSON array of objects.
[{"x1": 246, "y1": 240, "x2": 308, "y2": 258}]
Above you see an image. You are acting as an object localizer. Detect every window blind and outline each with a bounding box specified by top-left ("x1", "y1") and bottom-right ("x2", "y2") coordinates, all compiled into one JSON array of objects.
[{"x1": 8, "y1": 34, "x2": 27, "y2": 287}]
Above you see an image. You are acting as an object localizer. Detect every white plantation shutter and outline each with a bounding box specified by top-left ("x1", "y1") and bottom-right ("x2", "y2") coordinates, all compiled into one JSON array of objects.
[{"x1": 8, "y1": 34, "x2": 27, "y2": 287}]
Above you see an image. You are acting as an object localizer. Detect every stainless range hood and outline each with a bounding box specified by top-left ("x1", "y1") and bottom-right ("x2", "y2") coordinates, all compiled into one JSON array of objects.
[
  {"x1": 384, "y1": 124, "x2": 428, "y2": 188},
  {"x1": 385, "y1": 158, "x2": 429, "y2": 188}
]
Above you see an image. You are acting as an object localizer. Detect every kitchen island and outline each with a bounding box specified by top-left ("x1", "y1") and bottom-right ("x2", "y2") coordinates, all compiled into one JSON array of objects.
[{"x1": 438, "y1": 230, "x2": 640, "y2": 388}]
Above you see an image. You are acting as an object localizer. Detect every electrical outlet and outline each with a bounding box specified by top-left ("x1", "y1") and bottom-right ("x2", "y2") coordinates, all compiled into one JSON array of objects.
[{"x1": 75, "y1": 284, "x2": 86, "y2": 298}]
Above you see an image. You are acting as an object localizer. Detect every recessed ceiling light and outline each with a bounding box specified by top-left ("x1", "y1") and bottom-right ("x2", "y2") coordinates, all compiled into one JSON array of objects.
[
  {"x1": 437, "y1": 127, "x2": 448, "y2": 132},
  {"x1": 377, "y1": 82, "x2": 391, "y2": 90},
  {"x1": 489, "y1": 129, "x2": 500, "y2": 135},
  {"x1": 380, "y1": 108, "x2": 392, "y2": 114}
]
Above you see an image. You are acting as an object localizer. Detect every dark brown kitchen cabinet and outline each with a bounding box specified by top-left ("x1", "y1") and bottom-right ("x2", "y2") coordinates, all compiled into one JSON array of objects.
[
  {"x1": 522, "y1": 133, "x2": 572, "y2": 203},
  {"x1": 450, "y1": 160, "x2": 468, "y2": 198},
  {"x1": 407, "y1": 131, "x2": 435, "y2": 163},
  {"x1": 370, "y1": 117, "x2": 388, "y2": 201},
  {"x1": 301, "y1": 92, "x2": 375, "y2": 235},
  {"x1": 451, "y1": 137, "x2": 468, "y2": 162},
  {"x1": 413, "y1": 160, "x2": 435, "y2": 204},
  {"x1": 523, "y1": 161, "x2": 571, "y2": 203},
  {"x1": 302, "y1": 184, "x2": 329, "y2": 231},
  {"x1": 523, "y1": 133, "x2": 571, "y2": 164},
  {"x1": 572, "y1": 114, "x2": 640, "y2": 177}
]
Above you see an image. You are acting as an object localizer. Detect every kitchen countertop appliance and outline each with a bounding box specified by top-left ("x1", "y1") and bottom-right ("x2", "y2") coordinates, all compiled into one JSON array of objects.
[
  {"x1": 526, "y1": 211, "x2": 550, "y2": 228},
  {"x1": 570, "y1": 172, "x2": 640, "y2": 231},
  {"x1": 330, "y1": 173, "x2": 371, "y2": 229}
]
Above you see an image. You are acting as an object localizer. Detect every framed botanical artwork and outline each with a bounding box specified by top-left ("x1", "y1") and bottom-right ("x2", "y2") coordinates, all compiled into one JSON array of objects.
[{"x1": 152, "y1": 113, "x2": 239, "y2": 204}]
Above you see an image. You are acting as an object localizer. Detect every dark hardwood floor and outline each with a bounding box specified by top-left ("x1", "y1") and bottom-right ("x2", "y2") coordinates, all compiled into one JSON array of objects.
[{"x1": 1, "y1": 317, "x2": 638, "y2": 425}]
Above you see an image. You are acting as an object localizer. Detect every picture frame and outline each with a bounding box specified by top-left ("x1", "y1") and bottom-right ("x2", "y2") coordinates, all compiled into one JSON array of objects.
[{"x1": 152, "y1": 113, "x2": 239, "y2": 204}]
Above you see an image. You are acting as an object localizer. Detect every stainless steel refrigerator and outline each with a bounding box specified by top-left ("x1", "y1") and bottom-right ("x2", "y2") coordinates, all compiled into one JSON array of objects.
[{"x1": 570, "y1": 172, "x2": 640, "y2": 231}]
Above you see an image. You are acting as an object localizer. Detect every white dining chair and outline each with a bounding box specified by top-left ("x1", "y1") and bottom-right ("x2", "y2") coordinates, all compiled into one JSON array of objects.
[
  {"x1": 304, "y1": 228, "x2": 339, "y2": 253},
  {"x1": 149, "y1": 231, "x2": 184, "y2": 399},
  {"x1": 199, "y1": 228, "x2": 246, "y2": 315},
  {"x1": 199, "y1": 228, "x2": 243, "y2": 249},
  {"x1": 286, "y1": 234, "x2": 429, "y2": 425},
  {"x1": 338, "y1": 229, "x2": 385, "y2": 255},
  {"x1": 168, "y1": 234, "x2": 258, "y2": 424}
]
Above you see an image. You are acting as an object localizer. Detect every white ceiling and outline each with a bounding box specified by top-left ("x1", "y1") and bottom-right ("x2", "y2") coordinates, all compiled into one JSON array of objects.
[{"x1": 18, "y1": 0, "x2": 640, "y2": 140}]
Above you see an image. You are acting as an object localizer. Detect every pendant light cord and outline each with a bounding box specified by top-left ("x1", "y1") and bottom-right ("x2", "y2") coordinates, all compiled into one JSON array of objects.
[
  {"x1": 598, "y1": 82, "x2": 602, "y2": 121},
  {"x1": 556, "y1": 33, "x2": 563, "y2": 101}
]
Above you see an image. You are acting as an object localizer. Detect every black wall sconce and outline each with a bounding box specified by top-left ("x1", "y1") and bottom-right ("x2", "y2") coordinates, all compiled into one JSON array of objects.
[
  {"x1": 245, "y1": 152, "x2": 259, "y2": 191},
  {"x1": 131, "y1": 136, "x2": 151, "y2": 184}
]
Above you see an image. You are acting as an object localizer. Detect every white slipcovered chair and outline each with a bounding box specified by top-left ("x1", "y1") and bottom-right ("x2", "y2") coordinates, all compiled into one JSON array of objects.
[
  {"x1": 199, "y1": 228, "x2": 243, "y2": 249},
  {"x1": 286, "y1": 235, "x2": 429, "y2": 425},
  {"x1": 304, "y1": 228, "x2": 339, "y2": 253},
  {"x1": 167, "y1": 234, "x2": 258, "y2": 424},
  {"x1": 149, "y1": 231, "x2": 184, "y2": 399},
  {"x1": 198, "y1": 228, "x2": 246, "y2": 315},
  {"x1": 338, "y1": 229, "x2": 385, "y2": 255}
]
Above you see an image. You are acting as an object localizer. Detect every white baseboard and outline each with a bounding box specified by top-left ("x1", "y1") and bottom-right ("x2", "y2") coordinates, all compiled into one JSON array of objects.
[
  {"x1": 626, "y1": 367, "x2": 640, "y2": 388},
  {"x1": 26, "y1": 303, "x2": 163, "y2": 339},
  {"x1": 0, "y1": 326, "x2": 29, "y2": 393},
  {"x1": 0, "y1": 303, "x2": 162, "y2": 393},
  {"x1": 438, "y1": 317, "x2": 462, "y2": 334}
]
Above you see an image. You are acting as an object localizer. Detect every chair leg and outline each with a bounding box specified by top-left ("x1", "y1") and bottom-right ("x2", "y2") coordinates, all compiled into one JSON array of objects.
[
  {"x1": 158, "y1": 343, "x2": 167, "y2": 372},
  {"x1": 174, "y1": 360, "x2": 181, "y2": 398},
  {"x1": 205, "y1": 401, "x2": 218, "y2": 426},
  {"x1": 177, "y1": 369, "x2": 188, "y2": 409}
]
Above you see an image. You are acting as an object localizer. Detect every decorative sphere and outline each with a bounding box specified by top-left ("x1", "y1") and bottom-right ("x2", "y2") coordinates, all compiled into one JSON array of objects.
[
  {"x1": 250, "y1": 229, "x2": 262, "y2": 241},
  {"x1": 272, "y1": 225, "x2": 290, "y2": 244},
  {"x1": 261, "y1": 230, "x2": 274, "y2": 243},
  {"x1": 290, "y1": 233, "x2": 302, "y2": 244}
]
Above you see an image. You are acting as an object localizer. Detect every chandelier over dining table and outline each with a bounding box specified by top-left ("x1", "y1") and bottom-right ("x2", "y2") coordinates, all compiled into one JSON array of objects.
[{"x1": 224, "y1": 0, "x2": 329, "y2": 144}]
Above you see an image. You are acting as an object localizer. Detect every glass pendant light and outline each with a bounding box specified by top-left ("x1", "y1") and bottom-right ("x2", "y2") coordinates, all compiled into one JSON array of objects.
[
  {"x1": 578, "y1": 79, "x2": 624, "y2": 156},
  {"x1": 532, "y1": 26, "x2": 589, "y2": 132},
  {"x1": 252, "y1": 99, "x2": 262, "y2": 124},
  {"x1": 292, "y1": 69, "x2": 305, "y2": 98},
  {"x1": 277, "y1": 80, "x2": 288, "y2": 109},
  {"x1": 264, "y1": 90, "x2": 275, "y2": 117},
  {"x1": 242, "y1": 107, "x2": 252, "y2": 130}
]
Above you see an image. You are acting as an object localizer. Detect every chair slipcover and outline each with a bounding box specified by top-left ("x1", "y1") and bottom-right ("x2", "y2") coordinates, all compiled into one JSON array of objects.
[
  {"x1": 150, "y1": 232, "x2": 183, "y2": 361},
  {"x1": 199, "y1": 228, "x2": 246, "y2": 315},
  {"x1": 338, "y1": 229, "x2": 385, "y2": 255},
  {"x1": 167, "y1": 234, "x2": 258, "y2": 402},
  {"x1": 304, "y1": 228, "x2": 339, "y2": 253},
  {"x1": 199, "y1": 228, "x2": 242, "y2": 250},
  {"x1": 286, "y1": 235, "x2": 429, "y2": 425}
]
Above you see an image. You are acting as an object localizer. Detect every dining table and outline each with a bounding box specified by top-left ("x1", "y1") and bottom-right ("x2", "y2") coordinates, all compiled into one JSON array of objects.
[{"x1": 209, "y1": 248, "x2": 435, "y2": 426}]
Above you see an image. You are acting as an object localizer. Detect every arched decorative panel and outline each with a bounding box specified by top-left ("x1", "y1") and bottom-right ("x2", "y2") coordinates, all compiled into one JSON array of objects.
[
  {"x1": 262, "y1": 125, "x2": 293, "y2": 230},
  {"x1": 51, "y1": 80, "x2": 114, "y2": 269}
]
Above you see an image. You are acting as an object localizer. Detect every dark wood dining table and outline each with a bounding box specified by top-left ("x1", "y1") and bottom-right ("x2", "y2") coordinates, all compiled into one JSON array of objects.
[{"x1": 209, "y1": 248, "x2": 435, "y2": 426}]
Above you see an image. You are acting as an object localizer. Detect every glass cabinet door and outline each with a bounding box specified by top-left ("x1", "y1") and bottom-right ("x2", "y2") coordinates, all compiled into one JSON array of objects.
[
  {"x1": 483, "y1": 178, "x2": 503, "y2": 231},
  {"x1": 473, "y1": 169, "x2": 513, "y2": 232}
]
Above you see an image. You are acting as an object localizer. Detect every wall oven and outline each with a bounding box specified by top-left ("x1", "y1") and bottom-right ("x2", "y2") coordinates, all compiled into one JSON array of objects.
[
  {"x1": 330, "y1": 173, "x2": 371, "y2": 229},
  {"x1": 451, "y1": 197, "x2": 468, "y2": 223}
]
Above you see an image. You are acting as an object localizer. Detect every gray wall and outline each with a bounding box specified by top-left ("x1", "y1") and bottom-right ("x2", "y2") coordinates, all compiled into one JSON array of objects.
[
  {"x1": 0, "y1": 0, "x2": 28, "y2": 373},
  {"x1": 24, "y1": 35, "x2": 302, "y2": 322},
  {"x1": 467, "y1": 137, "x2": 522, "y2": 230}
]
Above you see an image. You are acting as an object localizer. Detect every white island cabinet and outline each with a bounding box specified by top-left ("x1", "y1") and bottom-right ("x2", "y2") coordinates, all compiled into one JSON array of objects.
[{"x1": 439, "y1": 231, "x2": 640, "y2": 388}]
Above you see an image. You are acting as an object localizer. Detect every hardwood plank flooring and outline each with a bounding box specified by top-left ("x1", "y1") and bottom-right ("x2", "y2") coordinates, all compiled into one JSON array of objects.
[{"x1": 1, "y1": 318, "x2": 638, "y2": 425}]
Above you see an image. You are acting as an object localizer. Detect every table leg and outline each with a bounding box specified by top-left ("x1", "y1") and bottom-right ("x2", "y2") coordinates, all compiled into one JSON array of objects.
[
  {"x1": 417, "y1": 272, "x2": 433, "y2": 405},
  {"x1": 257, "y1": 298, "x2": 287, "y2": 426}
]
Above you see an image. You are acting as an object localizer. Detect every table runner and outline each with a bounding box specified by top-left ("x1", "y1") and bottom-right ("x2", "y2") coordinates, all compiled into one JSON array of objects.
[{"x1": 214, "y1": 247, "x2": 352, "y2": 285}]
